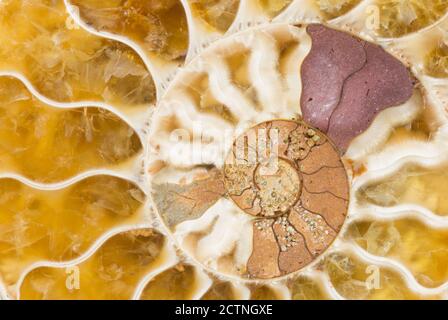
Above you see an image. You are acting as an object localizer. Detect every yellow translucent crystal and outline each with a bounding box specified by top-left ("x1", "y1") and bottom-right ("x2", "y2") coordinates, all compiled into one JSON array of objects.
[
  {"x1": 425, "y1": 42, "x2": 448, "y2": 78},
  {"x1": 190, "y1": 0, "x2": 240, "y2": 32},
  {"x1": 316, "y1": 0, "x2": 362, "y2": 20},
  {"x1": 140, "y1": 264, "x2": 197, "y2": 300},
  {"x1": 348, "y1": 219, "x2": 448, "y2": 288},
  {"x1": 20, "y1": 229, "x2": 163, "y2": 300},
  {"x1": 0, "y1": 176, "x2": 146, "y2": 294},
  {"x1": 70, "y1": 0, "x2": 189, "y2": 62},
  {"x1": 383, "y1": 107, "x2": 435, "y2": 149},
  {"x1": 180, "y1": 73, "x2": 239, "y2": 124},
  {"x1": 0, "y1": 77, "x2": 142, "y2": 183},
  {"x1": 289, "y1": 277, "x2": 328, "y2": 300},
  {"x1": 322, "y1": 253, "x2": 439, "y2": 299},
  {"x1": 0, "y1": 0, "x2": 155, "y2": 107},
  {"x1": 375, "y1": 0, "x2": 448, "y2": 38},
  {"x1": 358, "y1": 164, "x2": 448, "y2": 216},
  {"x1": 250, "y1": 285, "x2": 279, "y2": 300},
  {"x1": 258, "y1": 0, "x2": 292, "y2": 18},
  {"x1": 202, "y1": 281, "x2": 235, "y2": 300}
]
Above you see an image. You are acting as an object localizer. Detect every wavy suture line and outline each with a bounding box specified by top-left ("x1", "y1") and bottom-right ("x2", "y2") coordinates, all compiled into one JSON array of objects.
[
  {"x1": 309, "y1": 270, "x2": 346, "y2": 300},
  {"x1": 353, "y1": 204, "x2": 448, "y2": 230},
  {"x1": 0, "y1": 2, "x2": 156, "y2": 298},
  {"x1": 0, "y1": 0, "x2": 157, "y2": 119},
  {"x1": 351, "y1": 141, "x2": 448, "y2": 194},
  {"x1": 12, "y1": 223, "x2": 153, "y2": 300},
  {"x1": 271, "y1": 223, "x2": 283, "y2": 274},
  {"x1": 181, "y1": 0, "x2": 228, "y2": 63},
  {"x1": 0, "y1": 176, "x2": 152, "y2": 297},
  {"x1": 284, "y1": 218, "x2": 314, "y2": 257},
  {"x1": 132, "y1": 242, "x2": 181, "y2": 300},
  {"x1": 300, "y1": 164, "x2": 344, "y2": 176},
  {"x1": 64, "y1": 0, "x2": 191, "y2": 97},
  {"x1": 302, "y1": 183, "x2": 348, "y2": 202},
  {"x1": 0, "y1": 167, "x2": 146, "y2": 194},
  {"x1": 0, "y1": 71, "x2": 148, "y2": 137},
  {"x1": 191, "y1": 267, "x2": 214, "y2": 300},
  {"x1": 338, "y1": 242, "x2": 448, "y2": 297},
  {"x1": 297, "y1": 205, "x2": 339, "y2": 234},
  {"x1": 0, "y1": 76, "x2": 148, "y2": 185}
]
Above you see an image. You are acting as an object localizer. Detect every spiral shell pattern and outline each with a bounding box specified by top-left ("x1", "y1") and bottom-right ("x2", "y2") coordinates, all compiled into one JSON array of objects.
[{"x1": 1, "y1": 0, "x2": 448, "y2": 300}]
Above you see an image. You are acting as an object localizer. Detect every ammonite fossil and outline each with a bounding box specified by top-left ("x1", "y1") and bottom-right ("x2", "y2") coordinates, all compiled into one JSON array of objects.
[
  {"x1": 149, "y1": 22, "x2": 415, "y2": 281},
  {"x1": 1, "y1": 0, "x2": 448, "y2": 300}
]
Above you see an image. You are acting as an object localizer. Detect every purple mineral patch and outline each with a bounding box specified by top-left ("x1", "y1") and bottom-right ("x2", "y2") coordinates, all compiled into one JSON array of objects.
[{"x1": 300, "y1": 24, "x2": 414, "y2": 153}]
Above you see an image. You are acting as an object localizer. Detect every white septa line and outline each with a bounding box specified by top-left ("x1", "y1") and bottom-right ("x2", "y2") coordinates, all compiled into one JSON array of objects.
[
  {"x1": 13, "y1": 222, "x2": 153, "y2": 300},
  {"x1": 273, "y1": 0, "x2": 322, "y2": 25},
  {"x1": 327, "y1": 0, "x2": 448, "y2": 46},
  {"x1": 0, "y1": 154, "x2": 148, "y2": 195},
  {"x1": 0, "y1": 279, "x2": 8, "y2": 300},
  {"x1": 339, "y1": 242, "x2": 448, "y2": 297},
  {"x1": 308, "y1": 270, "x2": 346, "y2": 300},
  {"x1": 63, "y1": 0, "x2": 167, "y2": 100},
  {"x1": 191, "y1": 267, "x2": 213, "y2": 300},
  {"x1": 353, "y1": 204, "x2": 448, "y2": 230},
  {"x1": 231, "y1": 282, "x2": 251, "y2": 300},
  {"x1": 376, "y1": 9, "x2": 448, "y2": 45},
  {"x1": 0, "y1": 70, "x2": 150, "y2": 143},
  {"x1": 352, "y1": 143, "x2": 448, "y2": 192},
  {"x1": 226, "y1": 0, "x2": 270, "y2": 35},
  {"x1": 180, "y1": 0, "x2": 223, "y2": 64},
  {"x1": 327, "y1": 0, "x2": 375, "y2": 26},
  {"x1": 132, "y1": 240, "x2": 180, "y2": 300},
  {"x1": 345, "y1": 92, "x2": 423, "y2": 161},
  {"x1": 267, "y1": 282, "x2": 292, "y2": 300}
]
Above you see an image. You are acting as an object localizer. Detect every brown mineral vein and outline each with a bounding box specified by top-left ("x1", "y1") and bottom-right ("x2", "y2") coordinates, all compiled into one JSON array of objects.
[
  {"x1": 271, "y1": 223, "x2": 283, "y2": 271},
  {"x1": 298, "y1": 142, "x2": 343, "y2": 174},
  {"x1": 302, "y1": 185, "x2": 349, "y2": 202},
  {"x1": 300, "y1": 188, "x2": 348, "y2": 231},
  {"x1": 228, "y1": 185, "x2": 252, "y2": 197},
  {"x1": 300, "y1": 165, "x2": 344, "y2": 176},
  {"x1": 295, "y1": 204, "x2": 339, "y2": 234},
  {"x1": 282, "y1": 218, "x2": 314, "y2": 257},
  {"x1": 289, "y1": 209, "x2": 336, "y2": 256},
  {"x1": 247, "y1": 220, "x2": 281, "y2": 279},
  {"x1": 273, "y1": 221, "x2": 313, "y2": 274},
  {"x1": 301, "y1": 166, "x2": 349, "y2": 199}
]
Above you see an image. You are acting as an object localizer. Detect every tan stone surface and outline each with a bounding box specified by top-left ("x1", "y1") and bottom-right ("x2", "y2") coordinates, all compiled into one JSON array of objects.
[
  {"x1": 152, "y1": 168, "x2": 225, "y2": 228},
  {"x1": 247, "y1": 219, "x2": 281, "y2": 279}
]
